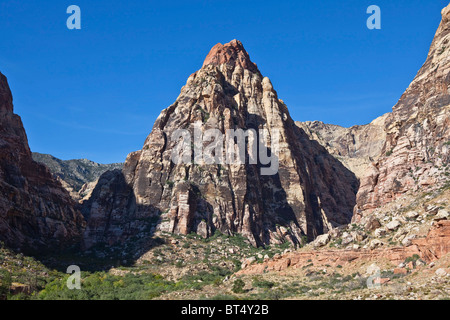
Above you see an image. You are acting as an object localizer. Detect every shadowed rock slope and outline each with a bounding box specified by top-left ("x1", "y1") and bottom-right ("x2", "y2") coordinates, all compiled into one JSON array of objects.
[{"x1": 0, "y1": 72, "x2": 85, "y2": 254}]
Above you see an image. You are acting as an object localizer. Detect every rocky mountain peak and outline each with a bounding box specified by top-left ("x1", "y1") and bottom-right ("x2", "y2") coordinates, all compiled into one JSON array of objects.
[
  {"x1": 202, "y1": 39, "x2": 259, "y2": 73},
  {"x1": 82, "y1": 40, "x2": 358, "y2": 250}
]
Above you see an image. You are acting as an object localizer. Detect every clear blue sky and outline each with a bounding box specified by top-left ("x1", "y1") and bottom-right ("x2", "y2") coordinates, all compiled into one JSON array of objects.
[{"x1": 0, "y1": 0, "x2": 448, "y2": 163}]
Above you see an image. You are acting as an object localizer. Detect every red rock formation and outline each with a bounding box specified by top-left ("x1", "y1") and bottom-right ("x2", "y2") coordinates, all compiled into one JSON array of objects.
[
  {"x1": 413, "y1": 220, "x2": 450, "y2": 261},
  {"x1": 354, "y1": 4, "x2": 450, "y2": 218},
  {"x1": 202, "y1": 40, "x2": 259, "y2": 73},
  {"x1": 0, "y1": 72, "x2": 85, "y2": 254},
  {"x1": 170, "y1": 189, "x2": 194, "y2": 235},
  {"x1": 82, "y1": 40, "x2": 359, "y2": 249},
  {"x1": 237, "y1": 220, "x2": 450, "y2": 276}
]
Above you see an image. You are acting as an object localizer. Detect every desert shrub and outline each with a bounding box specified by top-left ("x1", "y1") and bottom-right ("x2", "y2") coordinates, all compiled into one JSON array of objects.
[
  {"x1": 37, "y1": 272, "x2": 178, "y2": 300},
  {"x1": 205, "y1": 294, "x2": 238, "y2": 300},
  {"x1": 232, "y1": 279, "x2": 246, "y2": 294},
  {"x1": 252, "y1": 278, "x2": 275, "y2": 289},
  {"x1": 404, "y1": 254, "x2": 420, "y2": 264}
]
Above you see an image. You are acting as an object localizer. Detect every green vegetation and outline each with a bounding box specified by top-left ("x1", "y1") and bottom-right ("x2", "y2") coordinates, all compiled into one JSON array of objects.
[
  {"x1": 386, "y1": 149, "x2": 394, "y2": 157},
  {"x1": 39, "y1": 272, "x2": 174, "y2": 300},
  {"x1": 37, "y1": 263, "x2": 233, "y2": 300},
  {"x1": 252, "y1": 277, "x2": 275, "y2": 289},
  {"x1": 0, "y1": 270, "x2": 11, "y2": 299},
  {"x1": 404, "y1": 254, "x2": 421, "y2": 265},
  {"x1": 197, "y1": 107, "x2": 210, "y2": 123},
  {"x1": 232, "y1": 279, "x2": 246, "y2": 294},
  {"x1": 204, "y1": 294, "x2": 238, "y2": 300},
  {"x1": 0, "y1": 244, "x2": 59, "y2": 300},
  {"x1": 165, "y1": 180, "x2": 175, "y2": 188}
]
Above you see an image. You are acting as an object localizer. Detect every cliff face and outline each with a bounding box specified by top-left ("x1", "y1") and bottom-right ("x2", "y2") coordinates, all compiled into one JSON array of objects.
[
  {"x1": 353, "y1": 5, "x2": 450, "y2": 220},
  {"x1": 0, "y1": 72, "x2": 85, "y2": 254},
  {"x1": 296, "y1": 114, "x2": 388, "y2": 180},
  {"x1": 82, "y1": 40, "x2": 359, "y2": 249}
]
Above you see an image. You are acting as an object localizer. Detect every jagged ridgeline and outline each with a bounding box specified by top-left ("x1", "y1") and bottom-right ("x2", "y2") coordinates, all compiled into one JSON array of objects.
[
  {"x1": 31, "y1": 152, "x2": 123, "y2": 201},
  {"x1": 82, "y1": 40, "x2": 359, "y2": 249}
]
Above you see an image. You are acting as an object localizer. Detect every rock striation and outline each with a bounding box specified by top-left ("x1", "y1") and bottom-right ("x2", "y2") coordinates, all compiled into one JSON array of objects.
[
  {"x1": 298, "y1": 5, "x2": 450, "y2": 221},
  {"x1": 353, "y1": 5, "x2": 450, "y2": 219},
  {"x1": 82, "y1": 40, "x2": 359, "y2": 249},
  {"x1": 296, "y1": 114, "x2": 388, "y2": 180},
  {"x1": 237, "y1": 220, "x2": 450, "y2": 276},
  {"x1": 0, "y1": 72, "x2": 85, "y2": 254}
]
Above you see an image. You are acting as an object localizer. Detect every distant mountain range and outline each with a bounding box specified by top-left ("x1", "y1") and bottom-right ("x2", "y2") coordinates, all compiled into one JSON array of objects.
[{"x1": 32, "y1": 152, "x2": 123, "y2": 196}]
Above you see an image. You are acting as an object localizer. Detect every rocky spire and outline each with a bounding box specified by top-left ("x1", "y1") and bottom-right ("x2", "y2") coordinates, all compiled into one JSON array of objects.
[
  {"x1": 82, "y1": 40, "x2": 358, "y2": 250},
  {"x1": 202, "y1": 40, "x2": 259, "y2": 73}
]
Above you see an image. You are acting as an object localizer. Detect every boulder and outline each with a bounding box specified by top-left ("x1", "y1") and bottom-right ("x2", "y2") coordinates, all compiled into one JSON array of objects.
[
  {"x1": 369, "y1": 239, "x2": 384, "y2": 250},
  {"x1": 374, "y1": 228, "x2": 387, "y2": 237},
  {"x1": 435, "y1": 268, "x2": 447, "y2": 277},
  {"x1": 314, "y1": 234, "x2": 331, "y2": 248},
  {"x1": 406, "y1": 211, "x2": 420, "y2": 219},
  {"x1": 364, "y1": 216, "x2": 382, "y2": 232},
  {"x1": 434, "y1": 209, "x2": 449, "y2": 220},
  {"x1": 386, "y1": 220, "x2": 402, "y2": 231}
]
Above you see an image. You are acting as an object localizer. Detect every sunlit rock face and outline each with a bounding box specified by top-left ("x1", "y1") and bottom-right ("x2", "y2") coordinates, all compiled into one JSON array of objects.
[
  {"x1": 0, "y1": 72, "x2": 85, "y2": 254},
  {"x1": 353, "y1": 5, "x2": 450, "y2": 221},
  {"x1": 296, "y1": 114, "x2": 388, "y2": 181},
  {"x1": 82, "y1": 40, "x2": 358, "y2": 249}
]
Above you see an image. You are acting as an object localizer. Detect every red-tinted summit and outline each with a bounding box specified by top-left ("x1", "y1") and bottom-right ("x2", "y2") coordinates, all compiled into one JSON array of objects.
[{"x1": 202, "y1": 40, "x2": 259, "y2": 73}]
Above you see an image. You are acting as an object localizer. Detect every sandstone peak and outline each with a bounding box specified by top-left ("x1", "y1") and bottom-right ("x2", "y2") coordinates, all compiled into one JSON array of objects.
[
  {"x1": 202, "y1": 39, "x2": 259, "y2": 72},
  {"x1": 82, "y1": 38, "x2": 358, "y2": 249}
]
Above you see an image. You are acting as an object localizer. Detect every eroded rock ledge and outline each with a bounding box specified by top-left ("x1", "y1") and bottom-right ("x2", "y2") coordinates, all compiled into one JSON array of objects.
[{"x1": 237, "y1": 220, "x2": 450, "y2": 275}]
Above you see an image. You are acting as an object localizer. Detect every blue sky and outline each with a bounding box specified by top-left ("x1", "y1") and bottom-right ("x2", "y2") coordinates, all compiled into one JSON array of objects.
[{"x1": 0, "y1": 0, "x2": 448, "y2": 163}]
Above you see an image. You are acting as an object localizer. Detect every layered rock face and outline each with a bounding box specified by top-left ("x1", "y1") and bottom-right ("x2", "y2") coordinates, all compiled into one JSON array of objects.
[
  {"x1": 353, "y1": 5, "x2": 450, "y2": 220},
  {"x1": 0, "y1": 72, "x2": 85, "y2": 254},
  {"x1": 82, "y1": 40, "x2": 358, "y2": 249},
  {"x1": 237, "y1": 219, "x2": 450, "y2": 276},
  {"x1": 296, "y1": 114, "x2": 388, "y2": 180}
]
